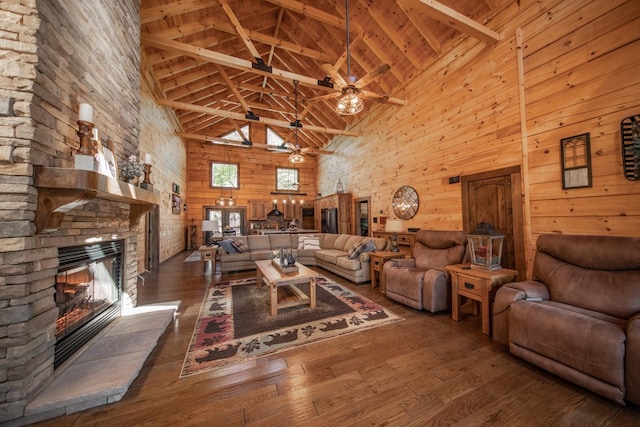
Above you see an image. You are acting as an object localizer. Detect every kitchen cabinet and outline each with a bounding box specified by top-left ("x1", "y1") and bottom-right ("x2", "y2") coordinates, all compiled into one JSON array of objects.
[{"x1": 249, "y1": 200, "x2": 269, "y2": 220}]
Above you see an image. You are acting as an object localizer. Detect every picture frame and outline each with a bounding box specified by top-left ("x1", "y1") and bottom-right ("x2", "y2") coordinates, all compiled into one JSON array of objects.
[
  {"x1": 172, "y1": 183, "x2": 180, "y2": 195},
  {"x1": 97, "y1": 144, "x2": 117, "y2": 179},
  {"x1": 171, "y1": 193, "x2": 181, "y2": 215},
  {"x1": 560, "y1": 133, "x2": 592, "y2": 189}
]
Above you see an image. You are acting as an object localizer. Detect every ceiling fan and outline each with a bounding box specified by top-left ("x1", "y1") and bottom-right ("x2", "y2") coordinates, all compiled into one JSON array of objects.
[
  {"x1": 285, "y1": 80, "x2": 333, "y2": 163},
  {"x1": 310, "y1": 0, "x2": 393, "y2": 115}
]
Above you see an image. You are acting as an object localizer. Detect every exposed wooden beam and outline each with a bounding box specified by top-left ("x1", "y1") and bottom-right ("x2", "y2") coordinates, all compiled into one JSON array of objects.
[
  {"x1": 403, "y1": 0, "x2": 500, "y2": 44},
  {"x1": 142, "y1": 34, "x2": 330, "y2": 90},
  {"x1": 367, "y1": 6, "x2": 422, "y2": 70},
  {"x1": 140, "y1": 0, "x2": 218, "y2": 25},
  {"x1": 160, "y1": 99, "x2": 359, "y2": 136},
  {"x1": 218, "y1": 0, "x2": 262, "y2": 60},
  {"x1": 396, "y1": 0, "x2": 442, "y2": 54},
  {"x1": 263, "y1": 0, "x2": 346, "y2": 30},
  {"x1": 214, "y1": 64, "x2": 252, "y2": 114}
]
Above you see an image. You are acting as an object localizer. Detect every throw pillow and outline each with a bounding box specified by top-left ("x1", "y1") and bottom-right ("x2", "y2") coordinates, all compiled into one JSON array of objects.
[
  {"x1": 348, "y1": 241, "x2": 367, "y2": 259},
  {"x1": 362, "y1": 239, "x2": 377, "y2": 253},
  {"x1": 297, "y1": 235, "x2": 314, "y2": 249},
  {"x1": 218, "y1": 239, "x2": 237, "y2": 254},
  {"x1": 303, "y1": 237, "x2": 320, "y2": 250},
  {"x1": 231, "y1": 239, "x2": 249, "y2": 253}
]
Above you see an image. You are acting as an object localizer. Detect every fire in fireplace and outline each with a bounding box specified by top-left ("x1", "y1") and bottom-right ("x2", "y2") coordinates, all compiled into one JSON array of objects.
[{"x1": 54, "y1": 240, "x2": 124, "y2": 368}]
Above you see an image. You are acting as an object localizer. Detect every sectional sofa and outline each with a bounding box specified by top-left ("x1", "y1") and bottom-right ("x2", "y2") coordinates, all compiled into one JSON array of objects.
[{"x1": 214, "y1": 233, "x2": 388, "y2": 283}]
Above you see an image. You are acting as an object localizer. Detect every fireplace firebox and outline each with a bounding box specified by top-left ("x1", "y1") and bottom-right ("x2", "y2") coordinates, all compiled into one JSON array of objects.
[{"x1": 54, "y1": 240, "x2": 124, "y2": 368}]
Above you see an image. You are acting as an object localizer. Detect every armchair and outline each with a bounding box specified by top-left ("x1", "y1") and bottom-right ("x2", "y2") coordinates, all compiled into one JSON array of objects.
[
  {"x1": 383, "y1": 230, "x2": 467, "y2": 312},
  {"x1": 493, "y1": 234, "x2": 640, "y2": 405}
]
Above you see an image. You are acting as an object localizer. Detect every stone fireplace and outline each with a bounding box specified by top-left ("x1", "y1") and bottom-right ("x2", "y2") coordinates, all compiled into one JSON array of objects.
[{"x1": 54, "y1": 240, "x2": 124, "y2": 369}]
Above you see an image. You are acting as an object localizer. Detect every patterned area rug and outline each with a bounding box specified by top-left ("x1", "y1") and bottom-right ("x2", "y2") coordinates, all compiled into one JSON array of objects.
[
  {"x1": 184, "y1": 251, "x2": 201, "y2": 262},
  {"x1": 180, "y1": 276, "x2": 403, "y2": 377}
]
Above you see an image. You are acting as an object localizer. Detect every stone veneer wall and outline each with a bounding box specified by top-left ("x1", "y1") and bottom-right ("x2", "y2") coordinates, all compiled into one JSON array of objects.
[{"x1": 0, "y1": 1, "x2": 142, "y2": 422}]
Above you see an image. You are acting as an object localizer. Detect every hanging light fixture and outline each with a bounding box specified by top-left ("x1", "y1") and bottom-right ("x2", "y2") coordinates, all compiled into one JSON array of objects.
[
  {"x1": 336, "y1": 0, "x2": 363, "y2": 116},
  {"x1": 217, "y1": 147, "x2": 236, "y2": 205},
  {"x1": 289, "y1": 80, "x2": 305, "y2": 163}
]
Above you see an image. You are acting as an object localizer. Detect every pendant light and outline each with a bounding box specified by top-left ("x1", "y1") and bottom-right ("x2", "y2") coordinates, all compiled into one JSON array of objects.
[
  {"x1": 289, "y1": 80, "x2": 305, "y2": 163},
  {"x1": 336, "y1": 0, "x2": 363, "y2": 115}
]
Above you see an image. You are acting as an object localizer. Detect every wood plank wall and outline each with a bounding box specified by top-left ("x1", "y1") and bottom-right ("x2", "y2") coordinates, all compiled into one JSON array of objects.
[
  {"x1": 317, "y1": 0, "x2": 640, "y2": 278},
  {"x1": 186, "y1": 124, "x2": 317, "y2": 244}
]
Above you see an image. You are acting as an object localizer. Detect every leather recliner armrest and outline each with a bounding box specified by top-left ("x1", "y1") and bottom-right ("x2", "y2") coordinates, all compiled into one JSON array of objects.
[
  {"x1": 492, "y1": 280, "x2": 549, "y2": 345},
  {"x1": 626, "y1": 313, "x2": 640, "y2": 405},
  {"x1": 385, "y1": 258, "x2": 416, "y2": 269}
]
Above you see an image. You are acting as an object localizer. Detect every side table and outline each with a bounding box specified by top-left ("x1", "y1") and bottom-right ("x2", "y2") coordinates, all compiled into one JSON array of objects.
[
  {"x1": 370, "y1": 251, "x2": 406, "y2": 292},
  {"x1": 446, "y1": 264, "x2": 517, "y2": 335},
  {"x1": 199, "y1": 246, "x2": 220, "y2": 276}
]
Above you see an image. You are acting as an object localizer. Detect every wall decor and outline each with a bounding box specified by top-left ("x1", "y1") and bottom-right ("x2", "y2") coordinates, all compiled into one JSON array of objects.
[
  {"x1": 392, "y1": 186, "x2": 419, "y2": 219},
  {"x1": 560, "y1": 133, "x2": 592, "y2": 189},
  {"x1": 621, "y1": 114, "x2": 640, "y2": 181},
  {"x1": 172, "y1": 183, "x2": 180, "y2": 194},
  {"x1": 172, "y1": 194, "x2": 181, "y2": 215}
]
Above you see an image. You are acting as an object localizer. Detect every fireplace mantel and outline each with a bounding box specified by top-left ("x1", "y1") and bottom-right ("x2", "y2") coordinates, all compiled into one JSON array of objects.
[{"x1": 34, "y1": 166, "x2": 160, "y2": 234}]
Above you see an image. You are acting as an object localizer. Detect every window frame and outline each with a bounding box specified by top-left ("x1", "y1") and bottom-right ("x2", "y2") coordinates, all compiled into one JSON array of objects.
[
  {"x1": 210, "y1": 161, "x2": 239, "y2": 189},
  {"x1": 275, "y1": 167, "x2": 299, "y2": 192}
]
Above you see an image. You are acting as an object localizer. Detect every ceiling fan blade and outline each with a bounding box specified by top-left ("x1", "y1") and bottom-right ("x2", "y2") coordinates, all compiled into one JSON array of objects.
[
  {"x1": 321, "y1": 63, "x2": 347, "y2": 88},
  {"x1": 285, "y1": 142, "x2": 297, "y2": 151},
  {"x1": 358, "y1": 90, "x2": 390, "y2": 103},
  {"x1": 308, "y1": 91, "x2": 341, "y2": 103},
  {"x1": 355, "y1": 63, "x2": 391, "y2": 89}
]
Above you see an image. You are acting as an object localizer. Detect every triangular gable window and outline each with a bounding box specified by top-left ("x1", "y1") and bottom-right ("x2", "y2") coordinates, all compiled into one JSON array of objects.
[
  {"x1": 266, "y1": 127, "x2": 287, "y2": 149},
  {"x1": 221, "y1": 124, "x2": 249, "y2": 142}
]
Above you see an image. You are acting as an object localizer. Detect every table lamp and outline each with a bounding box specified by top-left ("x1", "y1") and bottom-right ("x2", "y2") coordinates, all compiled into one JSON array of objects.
[
  {"x1": 385, "y1": 219, "x2": 404, "y2": 252},
  {"x1": 202, "y1": 220, "x2": 219, "y2": 246}
]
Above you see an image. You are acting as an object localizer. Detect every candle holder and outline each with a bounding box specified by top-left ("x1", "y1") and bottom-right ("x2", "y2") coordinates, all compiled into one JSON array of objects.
[
  {"x1": 76, "y1": 120, "x2": 95, "y2": 155},
  {"x1": 140, "y1": 163, "x2": 153, "y2": 190}
]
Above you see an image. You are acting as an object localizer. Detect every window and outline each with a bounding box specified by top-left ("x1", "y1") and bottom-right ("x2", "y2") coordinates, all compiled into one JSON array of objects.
[
  {"x1": 267, "y1": 127, "x2": 287, "y2": 149},
  {"x1": 222, "y1": 124, "x2": 249, "y2": 142},
  {"x1": 276, "y1": 167, "x2": 299, "y2": 191},
  {"x1": 211, "y1": 162, "x2": 238, "y2": 188}
]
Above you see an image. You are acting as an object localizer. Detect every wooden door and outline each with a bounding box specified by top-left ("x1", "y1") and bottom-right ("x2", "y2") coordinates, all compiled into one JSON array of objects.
[{"x1": 462, "y1": 167, "x2": 525, "y2": 278}]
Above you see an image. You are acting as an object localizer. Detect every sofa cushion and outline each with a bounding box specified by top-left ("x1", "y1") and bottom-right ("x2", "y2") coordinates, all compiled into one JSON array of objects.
[
  {"x1": 250, "y1": 249, "x2": 274, "y2": 261},
  {"x1": 220, "y1": 252, "x2": 251, "y2": 262},
  {"x1": 247, "y1": 235, "x2": 271, "y2": 251},
  {"x1": 270, "y1": 234, "x2": 293, "y2": 250},
  {"x1": 333, "y1": 234, "x2": 351, "y2": 250},
  {"x1": 336, "y1": 256, "x2": 361, "y2": 271},
  {"x1": 322, "y1": 234, "x2": 338, "y2": 249},
  {"x1": 509, "y1": 300, "x2": 626, "y2": 388},
  {"x1": 315, "y1": 249, "x2": 347, "y2": 264},
  {"x1": 303, "y1": 238, "x2": 320, "y2": 250},
  {"x1": 344, "y1": 236, "x2": 362, "y2": 251},
  {"x1": 218, "y1": 239, "x2": 237, "y2": 254},
  {"x1": 371, "y1": 237, "x2": 387, "y2": 251},
  {"x1": 231, "y1": 239, "x2": 249, "y2": 253}
]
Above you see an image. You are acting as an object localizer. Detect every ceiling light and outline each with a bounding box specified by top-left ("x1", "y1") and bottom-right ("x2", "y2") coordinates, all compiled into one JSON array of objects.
[
  {"x1": 288, "y1": 152, "x2": 305, "y2": 163},
  {"x1": 336, "y1": 87, "x2": 364, "y2": 115}
]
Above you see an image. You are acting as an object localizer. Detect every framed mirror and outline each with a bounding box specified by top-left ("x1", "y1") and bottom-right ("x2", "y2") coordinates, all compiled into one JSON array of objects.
[{"x1": 392, "y1": 186, "x2": 419, "y2": 219}]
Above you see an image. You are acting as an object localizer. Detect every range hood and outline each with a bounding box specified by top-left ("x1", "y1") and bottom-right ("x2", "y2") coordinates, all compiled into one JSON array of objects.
[{"x1": 267, "y1": 203, "x2": 282, "y2": 216}]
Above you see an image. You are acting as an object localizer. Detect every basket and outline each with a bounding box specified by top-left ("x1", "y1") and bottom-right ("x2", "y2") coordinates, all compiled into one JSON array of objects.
[{"x1": 271, "y1": 258, "x2": 299, "y2": 274}]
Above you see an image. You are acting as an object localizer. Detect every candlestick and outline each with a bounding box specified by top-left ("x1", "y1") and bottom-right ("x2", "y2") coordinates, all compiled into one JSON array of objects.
[
  {"x1": 76, "y1": 120, "x2": 94, "y2": 155},
  {"x1": 79, "y1": 103, "x2": 93, "y2": 123}
]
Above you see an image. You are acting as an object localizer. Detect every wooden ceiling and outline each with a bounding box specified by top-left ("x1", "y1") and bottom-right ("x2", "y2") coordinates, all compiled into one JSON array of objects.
[{"x1": 140, "y1": 0, "x2": 509, "y2": 152}]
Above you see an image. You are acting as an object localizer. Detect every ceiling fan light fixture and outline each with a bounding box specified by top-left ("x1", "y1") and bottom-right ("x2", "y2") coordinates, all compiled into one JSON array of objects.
[
  {"x1": 336, "y1": 90, "x2": 364, "y2": 115},
  {"x1": 288, "y1": 151, "x2": 305, "y2": 163}
]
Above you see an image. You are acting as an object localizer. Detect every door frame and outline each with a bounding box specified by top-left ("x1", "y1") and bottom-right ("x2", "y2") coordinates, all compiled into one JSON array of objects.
[
  {"x1": 461, "y1": 166, "x2": 526, "y2": 280},
  {"x1": 354, "y1": 196, "x2": 371, "y2": 236},
  {"x1": 145, "y1": 206, "x2": 159, "y2": 271}
]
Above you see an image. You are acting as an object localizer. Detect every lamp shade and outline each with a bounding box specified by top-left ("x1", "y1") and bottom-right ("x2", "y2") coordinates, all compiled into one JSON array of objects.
[
  {"x1": 385, "y1": 219, "x2": 404, "y2": 233},
  {"x1": 202, "y1": 220, "x2": 219, "y2": 232}
]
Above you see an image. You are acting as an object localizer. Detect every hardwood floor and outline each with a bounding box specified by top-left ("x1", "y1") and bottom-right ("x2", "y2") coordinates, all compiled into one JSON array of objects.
[{"x1": 35, "y1": 253, "x2": 640, "y2": 426}]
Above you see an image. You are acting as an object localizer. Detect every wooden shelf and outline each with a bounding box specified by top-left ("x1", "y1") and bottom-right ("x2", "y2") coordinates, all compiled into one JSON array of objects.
[{"x1": 34, "y1": 166, "x2": 160, "y2": 234}]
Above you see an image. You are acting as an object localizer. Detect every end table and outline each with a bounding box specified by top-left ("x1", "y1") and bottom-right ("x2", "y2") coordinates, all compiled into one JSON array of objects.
[
  {"x1": 446, "y1": 263, "x2": 517, "y2": 335},
  {"x1": 199, "y1": 246, "x2": 220, "y2": 276},
  {"x1": 370, "y1": 251, "x2": 407, "y2": 292}
]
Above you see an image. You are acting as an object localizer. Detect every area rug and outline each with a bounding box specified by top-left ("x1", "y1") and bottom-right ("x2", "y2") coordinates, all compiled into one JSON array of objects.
[
  {"x1": 180, "y1": 276, "x2": 403, "y2": 377},
  {"x1": 184, "y1": 251, "x2": 201, "y2": 262}
]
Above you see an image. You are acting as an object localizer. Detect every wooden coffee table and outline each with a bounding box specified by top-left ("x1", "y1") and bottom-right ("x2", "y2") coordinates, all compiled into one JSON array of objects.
[{"x1": 255, "y1": 260, "x2": 318, "y2": 316}]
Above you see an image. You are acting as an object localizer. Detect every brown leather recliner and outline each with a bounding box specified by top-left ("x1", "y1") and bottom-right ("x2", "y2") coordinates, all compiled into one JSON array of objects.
[
  {"x1": 383, "y1": 230, "x2": 467, "y2": 312},
  {"x1": 493, "y1": 234, "x2": 640, "y2": 405}
]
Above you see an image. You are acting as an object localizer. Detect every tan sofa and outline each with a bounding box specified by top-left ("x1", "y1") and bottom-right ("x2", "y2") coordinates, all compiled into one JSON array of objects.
[
  {"x1": 492, "y1": 234, "x2": 640, "y2": 405},
  {"x1": 216, "y1": 233, "x2": 387, "y2": 283}
]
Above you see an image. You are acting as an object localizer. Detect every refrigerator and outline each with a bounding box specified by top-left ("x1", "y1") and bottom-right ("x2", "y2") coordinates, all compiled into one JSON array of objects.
[{"x1": 321, "y1": 208, "x2": 338, "y2": 234}]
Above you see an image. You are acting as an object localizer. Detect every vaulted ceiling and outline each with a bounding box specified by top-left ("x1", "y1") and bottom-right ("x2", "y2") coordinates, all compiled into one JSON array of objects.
[{"x1": 140, "y1": 0, "x2": 510, "y2": 154}]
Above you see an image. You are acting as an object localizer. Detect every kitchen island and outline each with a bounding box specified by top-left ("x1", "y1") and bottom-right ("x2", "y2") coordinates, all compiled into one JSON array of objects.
[{"x1": 254, "y1": 229, "x2": 318, "y2": 235}]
